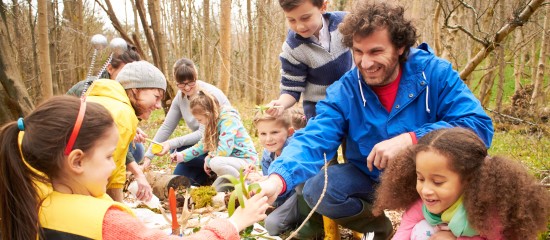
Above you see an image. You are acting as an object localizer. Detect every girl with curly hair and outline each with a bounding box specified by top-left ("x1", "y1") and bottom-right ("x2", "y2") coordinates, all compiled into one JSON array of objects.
[{"x1": 372, "y1": 127, "x2": 550, "y2": 240}]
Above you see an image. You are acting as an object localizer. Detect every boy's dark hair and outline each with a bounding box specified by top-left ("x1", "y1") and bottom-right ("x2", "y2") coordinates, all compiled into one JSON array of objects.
[
  {"x1": 0, "y1": 96, "x2": 114, "y2": 240},
  {"x1": 279, "y1": 0, "x2": 324, "y2": 12},
  {"x1": 372, "y1": 128, "x2": 550, "y2": 239},
  {"x1": 173, "y1": 57, "x2": 198, "y2": 83},
  {"x1": 339, "y1": 1, "x2": 417, "y2": 63}
]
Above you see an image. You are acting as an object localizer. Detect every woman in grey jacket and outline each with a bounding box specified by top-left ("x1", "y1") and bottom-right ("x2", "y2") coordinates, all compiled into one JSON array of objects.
[{"x1": 141, "y1": 58, "x2": 230, "y2": 185}]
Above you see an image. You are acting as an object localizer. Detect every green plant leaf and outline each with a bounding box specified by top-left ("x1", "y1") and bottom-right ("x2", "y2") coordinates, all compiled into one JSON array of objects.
[
  {"x1": 244, "y1": 225, "x2": 254, "y2": 235},
  {"x1": 228, "y1": 191, "x2": 237, "y2": 217},
  {"x1": 248, "y1": 183, "x2": 262, "y2": 194},
  {"x1": 220, "y1": 174, "x2": 240, "y2": 185},
  {"x1": 234, "y1": 185, "x2": 246, "y2": 209}
]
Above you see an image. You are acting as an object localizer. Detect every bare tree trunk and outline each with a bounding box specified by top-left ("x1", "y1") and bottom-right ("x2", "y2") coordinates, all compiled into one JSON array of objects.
[
  {"x1": 149, "y1": 0, "x2": 175, "y2": 112},
  {"x1": 218, "y1": 0, "x2": 231, "y2": 93},
  {"x1": 247, "y1": 0, "x2": 255, "y2": 102},
  {"x1": 131, "y1": 0, "x2": 140, "y2": 34},
  {"x1": 49, "y1": 0, "x2": 60, "y2": 94},
  {"x1": 37, "y1": 0, "x2": 53, "y2": 101},
  {"x1": 0, "y1": 11, "x2": 34, "y2": 125},
  {"x1": 63, "y1": 0, "x2": 83, "y2": 86},
  {"x1": 478, "y1": 52, "x2": 498, "y2": 107},
  {"x1": 433, "y1": 3, "x2": 442, "y2": 56},
  {"x1": 530, "y1": 36, "x2": 538, "y2": 80},
  {"x1": 459, "y1": 0, "x2": 544, "y2": 80},
  {"x1": 136, "y1": 0, "x2": 160, "y2": 66},
  {"x1": 440, "y1": 6, "x2": 459, "y2": 65},
  {"x1": 129, "y1": 0, "x2": 147, "y2": 60},
  {"x1": 201, "y1": 0, "x2": 211, "y2": 83},
  {"x1": 433, "y1": 2, "x2": 442, "y2": 56},
  {"x1": 255, "y1": 0, "x2": 265, "y2": 104},
  {"x1": 530, "y1": 8, "x2": 550, "y2": 111},
  {"x1": 494, "y1": 0, "x2": 508, "y2": 112},
  {"x1": 11, "y1": 0, "x2": 25, "y2": 78},
  {"x1": 186, "y1": 0, "x2": 193, "y2": 58},
  {"x1": 513, "y1": 28, "x2": 525, "y2": 95},
  {"x1": 149, "y1": 0, "x2": 168, "y2": 77},
  {"x1": 496, "y1": 46, "x2": 505, "y2": 112},
  {"x1": 27, "y1": 0, "x2": 39, "y2": 100}
]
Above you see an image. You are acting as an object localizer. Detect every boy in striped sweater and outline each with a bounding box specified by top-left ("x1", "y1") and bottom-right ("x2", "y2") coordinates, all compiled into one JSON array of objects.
[{"x1": 266, "y1": 0, "x2": 353, "y2": 120}]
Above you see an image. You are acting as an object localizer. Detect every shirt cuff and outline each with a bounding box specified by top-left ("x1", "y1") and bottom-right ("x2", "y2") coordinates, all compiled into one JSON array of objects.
[
  {"x1": 273, "y1": 173, "x2": 287, "y2": 195},
  {"x1": 408, "y1": 132, "x2": 418, "y2": 144}
]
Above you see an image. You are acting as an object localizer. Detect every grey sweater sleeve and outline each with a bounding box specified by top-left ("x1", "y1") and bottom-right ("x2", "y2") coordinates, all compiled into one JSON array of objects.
[
  {"x1": 145, "y1": 91, "x2": 201, "y2": 158},
  {"x1": 145, "y1": 82, "x2": 230, "y2": 159}
]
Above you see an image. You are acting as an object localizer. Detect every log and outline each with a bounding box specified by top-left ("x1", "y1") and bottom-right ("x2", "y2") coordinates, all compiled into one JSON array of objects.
[{"x1": 145, "y1": 172, "x2": 190, "y2": 201}]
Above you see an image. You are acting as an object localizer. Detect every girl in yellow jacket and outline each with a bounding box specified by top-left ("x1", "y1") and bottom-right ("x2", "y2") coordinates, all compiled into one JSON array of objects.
[{"x1": 0, "y1": 96, "x2": 269, "y2": 240}]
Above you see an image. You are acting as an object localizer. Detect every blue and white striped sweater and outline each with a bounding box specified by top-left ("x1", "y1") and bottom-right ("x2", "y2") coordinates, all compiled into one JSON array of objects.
[{"x1": 279, "y1": 11, "x2": 353, "y2": 103}]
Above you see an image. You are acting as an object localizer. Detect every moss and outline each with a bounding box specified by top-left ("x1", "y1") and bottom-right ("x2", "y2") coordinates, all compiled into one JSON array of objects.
[{"x1": 190, "y1": 186, "x2": 217, "y2": 208}]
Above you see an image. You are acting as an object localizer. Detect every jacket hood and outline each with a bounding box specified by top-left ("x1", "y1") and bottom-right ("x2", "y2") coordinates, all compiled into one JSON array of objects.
[{"x1": 86, "y1": 79, "x2": 132, "y2": 106}]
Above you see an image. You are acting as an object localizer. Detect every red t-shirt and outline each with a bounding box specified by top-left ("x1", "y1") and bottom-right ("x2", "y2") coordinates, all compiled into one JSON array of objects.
[{"x1": 370, "y1": 67, "x2": 402, "y2": 113}]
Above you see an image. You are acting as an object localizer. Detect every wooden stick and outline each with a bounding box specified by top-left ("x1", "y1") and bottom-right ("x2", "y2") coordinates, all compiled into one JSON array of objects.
[{"x1": 285, "y1": 153, "x2": 329, "y2": 240}]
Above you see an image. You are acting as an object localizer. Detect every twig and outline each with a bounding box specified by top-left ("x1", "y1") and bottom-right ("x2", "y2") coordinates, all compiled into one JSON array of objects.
[
  {"x1": 285, "y1": 153, "x2": 329, "y2": 240},
  {"x1": 484, "y1": 107, "x2": 537, "y2": 126}
]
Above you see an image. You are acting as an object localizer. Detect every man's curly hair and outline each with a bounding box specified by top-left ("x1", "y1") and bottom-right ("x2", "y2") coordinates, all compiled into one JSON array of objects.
[
  {"x1": 339, "y1": 1, "x2": 417, "y2": 63},
  {"x1": 372, "y1": 128, "x2": 550, "y2": 239}
]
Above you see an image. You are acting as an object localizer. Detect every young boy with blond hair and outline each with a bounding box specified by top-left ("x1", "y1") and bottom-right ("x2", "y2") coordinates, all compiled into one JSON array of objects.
[{"x1": 251, "y1": 108, "x2": 310, "y2": 236}]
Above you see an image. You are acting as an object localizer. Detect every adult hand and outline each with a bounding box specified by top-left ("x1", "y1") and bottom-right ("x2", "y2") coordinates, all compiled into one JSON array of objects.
[
  {"x1": 154, "y1": 142, "x2": 171, "y2": 156},
  {"x1": 366, "y1": 133, "x2": 413, "y2": 171},
  {"x1": 428, "y1": 230, "x2": 456, "y2": 240},
  {"x1": 265, "y1": 100, "x2": 286, "y2": 117},
  {"x1": 133, "y1": 127, "x2": 148, "y2": 143},
  {"x1": 134, "y1": 174, "x2": 153, "y2": 202},
  {"x1": 140, "y1": 157, "x2": 151, "y2": 172},
  {"x1": 257, "y1": 175, "x2": 284, "y2": 204},
  {"x1": 229, "y1": 191, "x2": 269, "y2": 231}
]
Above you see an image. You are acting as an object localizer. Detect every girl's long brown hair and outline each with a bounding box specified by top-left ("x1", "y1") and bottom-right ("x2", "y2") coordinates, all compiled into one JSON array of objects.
[
  {"x1": 189, "y1": 91, "x2": 220, "y2": 151},
  {"x1": 372, "y1": 128, "x2": 550, "y2": 239},
  {"x1": 0, "y1": 96, "x2": 114, "y2": 240}
]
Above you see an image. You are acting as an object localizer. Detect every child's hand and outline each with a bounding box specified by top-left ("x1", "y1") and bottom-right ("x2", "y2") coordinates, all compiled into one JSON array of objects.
[
  {"x1": 229, "y1": 191, "x2": 269, "y2": 231},
  {"x1": 266, "y1": 100, "x2": 285, "y2": 117},
  {"x1": 243, "y1": 164, "x2": 257, "y2": 174},
  {"x1": 170, "y1": 152, "x2": 183, "y2": 163},
  {"x1": 428, "y1": 230, "x2": 456, "y2": 240}
]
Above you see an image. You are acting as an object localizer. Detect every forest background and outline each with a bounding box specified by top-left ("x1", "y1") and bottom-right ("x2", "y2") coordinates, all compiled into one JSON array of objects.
[{"x1": 0, "y1": 0, "x2": 549, "y2": 200}]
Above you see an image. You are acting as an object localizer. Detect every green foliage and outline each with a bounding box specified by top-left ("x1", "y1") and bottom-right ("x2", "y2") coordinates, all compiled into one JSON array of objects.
[
  {"x1": 469, "y1": 58, "x2": 550, "y2": 109},
  {"x1": 190, "y1": 186, "x2": 217, "y2": 208},
  {"x1": 220, "y1": 168, "x2": 261, "y2": 217},
  {"x1": 489, "y1": 128, "x2": 549, "y2": 178}
]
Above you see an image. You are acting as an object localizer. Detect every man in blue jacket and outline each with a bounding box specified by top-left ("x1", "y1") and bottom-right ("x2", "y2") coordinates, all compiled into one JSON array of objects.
[{"x1": 259, "y1": 1, "x2": 494, "y2": 239}]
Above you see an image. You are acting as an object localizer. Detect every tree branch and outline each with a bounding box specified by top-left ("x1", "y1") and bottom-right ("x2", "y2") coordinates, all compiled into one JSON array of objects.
[
  {"x1": 459, "y1": 0, "x2": 545, "y2": 80},
  {"x1": 446, "y1": 24, "x2": 489, "y2": 46},
  {"x1": 94, "y1": 0, "x2": 134, "y2": 46}
]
